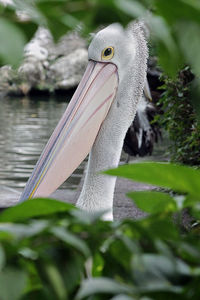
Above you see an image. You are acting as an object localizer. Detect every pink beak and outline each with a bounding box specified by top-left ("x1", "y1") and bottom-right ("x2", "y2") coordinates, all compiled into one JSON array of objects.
[{"x1": 20, "y1": 61, "x2": 118, "y2": 201}]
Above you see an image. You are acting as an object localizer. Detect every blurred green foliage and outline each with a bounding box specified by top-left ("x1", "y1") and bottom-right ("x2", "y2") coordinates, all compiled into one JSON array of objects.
[
  {"x1": 0, "y1": 0, "x2": 200, "y2": 77},
  {"x1": 0, "y1": 162, "x2": 200, "y2": 299}
]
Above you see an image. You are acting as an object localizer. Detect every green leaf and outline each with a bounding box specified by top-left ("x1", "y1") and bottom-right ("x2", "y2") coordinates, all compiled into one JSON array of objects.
[
  {"x1": 177, "y1": 242, "x2": 200, "y2": 262},
  {"x1": 19, "y1": 247, "x2": 38, "y2": 260},
  {"x1": 0, "y1": 268, "x2": 27, "y2": 300},
  {"x1": 105, "y1": 162, "x2": 200, "y2": 197},
  {"x1": 44, "y1": 263, "x2": 67, "y2": 300},
  {"x1": 61, "y1": 14, "x2": 80, "y2": 29},
  {"x1": 115, "y1": 0, "x2": 146, "y2": 18},
  {"x1": 0, "y1": 244, "x2": 5, "y2": 271},
  {"x1": 62, "y1": 255, "x2": 83, "y2": 293},
  {"x1": 0, "y1": 198, "x2": 75, "y2": 223},
  {"x1": 0, "y1": 18, "x2": 26, "y2": 67},
  {"x1": 141, "y1": 219, "x2": 179, "y2": 240},
  {"x1": 110, "y1": 295, "x2": 135, "y2": 300},
  {"x1": 154, "y1": 0, "x2": 200, "y2": 26},
  {"x1": 0, "y1": 220, "x2": 48, "y2": 239},
  {"x1": 13, "y1": 0, "x2": 46, "y2": 26},
  {"x1": 76, "y1": 277, "x2": 133, "y2": 299},
  {"x1": 132, "y1": 254, "x2": 187, "y2": 292},
  {"x1": 149, "y1": 16, "x2": 182, "y2": 77},
  {"x1": 127, "y1": 191, "x2": 177, "y2": 213},
  {"x1": 176, "y1": 21, "x2": 200, "y2": 78},
  {"x1": 51, "y1": 226, "x2": 90, "y2": 258},
  {"x1": 92, "y1": 253, "x2": 104, "y2": 276}
]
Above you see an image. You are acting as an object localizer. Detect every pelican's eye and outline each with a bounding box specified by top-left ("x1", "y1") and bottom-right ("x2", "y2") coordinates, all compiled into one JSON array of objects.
[{"x1": 101, "y1": 46, "x2": 114, "y2": 60}]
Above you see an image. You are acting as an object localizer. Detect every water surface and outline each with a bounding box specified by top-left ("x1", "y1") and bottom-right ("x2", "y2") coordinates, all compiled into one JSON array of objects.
[{"x1": 0, "y1": 95, "x2": 85, "y2": 198}]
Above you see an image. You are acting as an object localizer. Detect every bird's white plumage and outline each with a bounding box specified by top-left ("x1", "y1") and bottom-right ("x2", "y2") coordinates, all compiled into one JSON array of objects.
[{"x1": 76, "y1": 22, "x2": 148, "y2": 220}]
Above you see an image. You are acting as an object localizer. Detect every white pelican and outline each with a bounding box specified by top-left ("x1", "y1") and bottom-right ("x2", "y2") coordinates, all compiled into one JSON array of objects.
[{"x1": 20, "y1": 22, "x2": 148, "y2": 220}]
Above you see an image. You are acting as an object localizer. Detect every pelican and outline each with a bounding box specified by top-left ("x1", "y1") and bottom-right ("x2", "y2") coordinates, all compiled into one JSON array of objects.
[{"x1": 20, "y1": 22, "x2": 148, "y2": 220}]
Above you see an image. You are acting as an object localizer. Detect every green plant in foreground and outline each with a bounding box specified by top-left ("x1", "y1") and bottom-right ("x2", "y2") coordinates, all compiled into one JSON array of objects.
[{"x1": 0, "y1": 162, "x2": 200, "y2": 300}]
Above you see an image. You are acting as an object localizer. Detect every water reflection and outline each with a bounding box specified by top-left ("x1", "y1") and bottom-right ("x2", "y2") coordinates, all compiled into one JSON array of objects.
[{"x1": 0, "y1": 95, "x2": 85, "y2": 192}]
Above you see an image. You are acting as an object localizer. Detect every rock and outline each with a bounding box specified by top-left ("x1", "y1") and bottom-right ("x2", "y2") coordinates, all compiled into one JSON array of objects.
[
  {"x1": 0, "y1": 66, "x2": 19, "y2": 95},
  {"x1": 48, "y1": 48, "x2": 88, "y2": 90},
  {"x1": 17, "y1": 27, "x2": 54, "y2": 92},
  {"x1": 0, "y1": 7, "x2": 88, "y2": 96},
  {"x1": 54, "y1": 31, "x2": 87, "y2": 57},
  {"x1": 0, "y1": 66, "x2": 13, "y2": 87},
  {"x1": 16, "y1": 27, "x2": 88, "y2": 94}
]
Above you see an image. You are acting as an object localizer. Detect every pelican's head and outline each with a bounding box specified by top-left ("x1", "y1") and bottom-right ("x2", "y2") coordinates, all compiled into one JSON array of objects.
[
  {"x1": 20, "y1": 22, "x2": 147, "y2": 201},
  {"x1": 88, "y1": 23, "x2": 137, "y2": 80}
]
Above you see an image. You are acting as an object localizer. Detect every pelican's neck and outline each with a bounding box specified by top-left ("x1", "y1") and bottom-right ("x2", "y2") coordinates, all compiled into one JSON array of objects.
[
  {"x1": 76, "y1": 23, "x2": 148, "y2": 220},
  {"x1": 76, "y1": 65, "x2": 143, "y2": 220},
  {"x1": 76, "y1": 110, "x2": 125, "y2": 220}
]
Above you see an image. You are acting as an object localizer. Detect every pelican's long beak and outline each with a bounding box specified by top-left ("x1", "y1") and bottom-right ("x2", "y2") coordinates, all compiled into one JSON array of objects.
[{"x1": 20, "y1": 61, "x2": 118, "y2": 201}]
